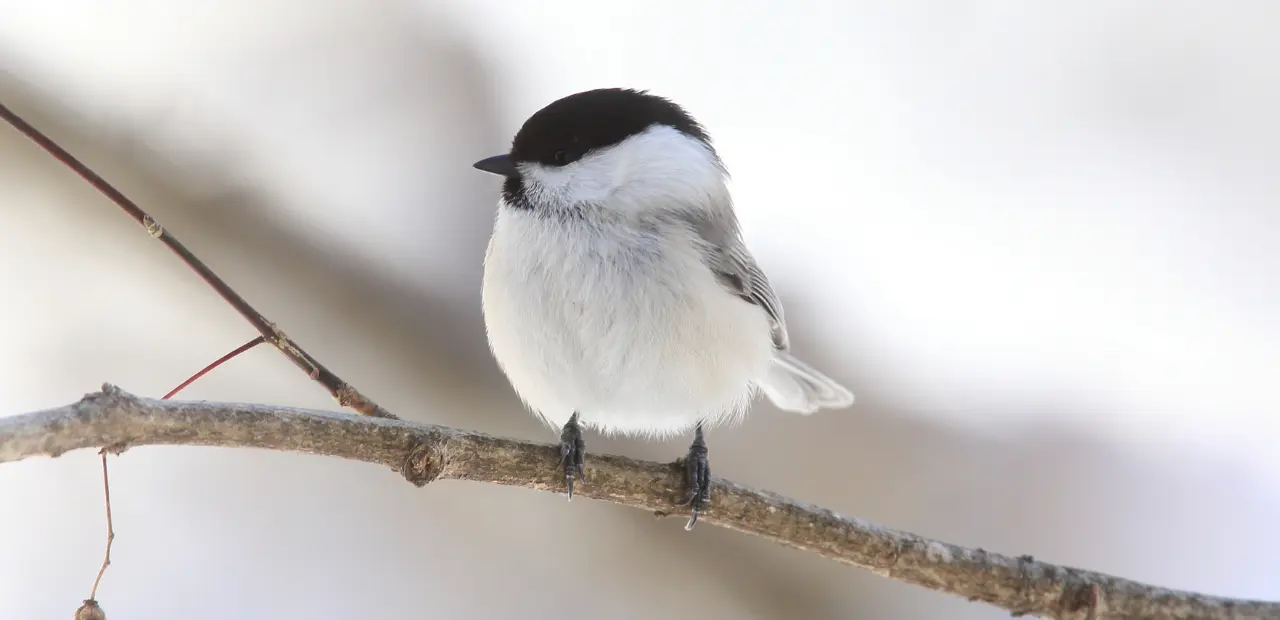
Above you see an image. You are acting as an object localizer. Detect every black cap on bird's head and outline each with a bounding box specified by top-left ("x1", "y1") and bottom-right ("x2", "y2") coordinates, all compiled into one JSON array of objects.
[{"x1": 472, "y1": 88, "x2": 713, "y2": 179}]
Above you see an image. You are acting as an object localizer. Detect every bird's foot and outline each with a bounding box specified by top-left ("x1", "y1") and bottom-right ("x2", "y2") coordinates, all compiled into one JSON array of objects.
[
  {"x1": 679, "y1": 425, "x2": 711, "y2": 530},
  {"x1": 559, "y1": 412, "x2": 586, "y2": 501}
]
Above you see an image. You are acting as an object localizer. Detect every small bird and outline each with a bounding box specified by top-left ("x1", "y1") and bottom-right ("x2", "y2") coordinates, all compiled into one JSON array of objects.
[{"x1": 474, "y1": 88, "x2": 854, "y2": 528}]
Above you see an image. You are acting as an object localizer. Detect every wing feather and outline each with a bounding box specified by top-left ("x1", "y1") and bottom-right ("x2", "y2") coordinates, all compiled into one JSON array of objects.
[{"x1": 679, "y1": 206, "x2": 790, "y2": 351}]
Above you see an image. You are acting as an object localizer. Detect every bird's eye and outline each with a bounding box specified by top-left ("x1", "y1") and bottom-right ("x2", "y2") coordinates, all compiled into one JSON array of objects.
[{"x1": 552, "y1": 150, "x2": 571, "y2": 166}]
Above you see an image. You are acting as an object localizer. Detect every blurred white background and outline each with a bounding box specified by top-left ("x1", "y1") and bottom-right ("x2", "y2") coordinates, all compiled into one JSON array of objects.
[{"x1": 1, "y1": 1, "x2": 1277, "y2": 618}]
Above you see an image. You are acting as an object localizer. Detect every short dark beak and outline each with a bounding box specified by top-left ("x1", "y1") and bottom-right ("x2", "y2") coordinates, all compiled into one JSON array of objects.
[{"x1": 473, "y1": 154, "x2": 518, "y2": 178}]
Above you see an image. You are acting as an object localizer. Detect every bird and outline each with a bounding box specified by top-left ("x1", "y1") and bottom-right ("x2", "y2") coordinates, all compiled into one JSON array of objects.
[{"x1": 473, "y1": 87, "x2": 854, "y2": 528}]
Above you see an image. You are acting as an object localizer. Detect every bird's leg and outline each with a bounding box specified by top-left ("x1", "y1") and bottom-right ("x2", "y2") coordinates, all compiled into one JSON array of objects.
[
  {"x1": 680, "y1": 422, "x2": 711, "y2": 530},
  {"x1": 558, "y1": 412, "x2": 586, "y2": 501}
]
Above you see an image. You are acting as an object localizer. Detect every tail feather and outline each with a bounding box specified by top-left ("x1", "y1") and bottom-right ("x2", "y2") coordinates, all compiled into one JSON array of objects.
[{"x1": 758, "y1": 351, "x2": 855, "y2": 414}]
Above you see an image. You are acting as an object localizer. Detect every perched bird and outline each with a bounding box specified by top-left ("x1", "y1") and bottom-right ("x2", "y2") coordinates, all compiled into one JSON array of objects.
[{"x1": 474, "y1": 88, "x2": 854, "y2": 528}]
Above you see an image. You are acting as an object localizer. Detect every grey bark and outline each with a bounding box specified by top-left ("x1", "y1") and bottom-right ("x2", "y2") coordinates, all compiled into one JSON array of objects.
[{"x1": 1, "y1": 384, "x2": 1276, "y2": 620}]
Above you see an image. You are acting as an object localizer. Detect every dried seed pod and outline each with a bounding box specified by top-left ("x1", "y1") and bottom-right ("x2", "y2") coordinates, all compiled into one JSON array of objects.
[{"x1": 75, "y1": 599, "x2": 106, "y2": 620}]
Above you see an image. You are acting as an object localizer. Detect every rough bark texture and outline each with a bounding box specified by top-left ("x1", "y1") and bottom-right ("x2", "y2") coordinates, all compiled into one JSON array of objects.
[{"x1": 1, "y1": 385, "x2": 1275, "y2": 620}]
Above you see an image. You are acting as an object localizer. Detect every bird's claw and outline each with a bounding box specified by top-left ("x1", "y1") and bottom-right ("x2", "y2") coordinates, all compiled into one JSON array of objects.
[
  {"x1": 679, "y1": 428, "x2": 711, "y2": 530},
  {"x1": 559, "y1": 413, "x2": 586, "y2": 501}
]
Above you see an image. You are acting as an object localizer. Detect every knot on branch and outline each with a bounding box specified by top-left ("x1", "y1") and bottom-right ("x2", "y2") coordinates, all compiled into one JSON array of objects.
[
  {"x1": 141, "y1": 214, "x2": 164, "y2": 238},
  {"x1": 335, "y1": 384, "x2": 399, "y2": 420},
  {"x1": 90, "y1": 383, "x2": 124, "y2": 400},
  {"x1": 402, "y1": 442, "x2": 443, "y2": 488},
  {"x1": 1059, "y1": 582, "x2": 1102, "y2": 620},
  {"x1": 81, "y1": 384, "x2": 135, "y2": 411}
]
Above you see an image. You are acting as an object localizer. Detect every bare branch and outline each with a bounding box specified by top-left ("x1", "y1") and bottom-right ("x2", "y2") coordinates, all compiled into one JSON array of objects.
[
  {"x1": 0, "y1": 101, "x2": 394, "y2": 420},
  {"x1": 2, "y1": 385, "x2": 1275, "y2": 620}
]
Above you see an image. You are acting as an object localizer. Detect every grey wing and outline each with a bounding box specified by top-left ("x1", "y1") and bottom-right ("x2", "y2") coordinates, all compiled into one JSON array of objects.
[
  {"x1": 683, "y1": 210, "x2": 790, "y2": 351},
  {"x1": 714, "y1": 241, "x2": 790, "y2": 351}
]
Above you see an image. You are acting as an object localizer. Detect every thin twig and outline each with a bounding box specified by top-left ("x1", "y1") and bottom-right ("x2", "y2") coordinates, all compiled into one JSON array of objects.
[
  {"x1": 162, "y1": 336, "x2": 265, "y2": 400},
  {"x1": 74, "y1": 321, "x2": 265, "y2": 608},
  {"x1": 88, "y1": 450, "x2": 115, "y2": 601},
  {"x1": 0, "y1": 101, "x2": 395, "y2": 419},
  {"x1": 2, "y1": 385, "x2": 1277, "y2": 620}
]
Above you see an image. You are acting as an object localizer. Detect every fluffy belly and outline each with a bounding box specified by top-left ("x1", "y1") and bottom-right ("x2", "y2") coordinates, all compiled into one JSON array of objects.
[
  {"x1": 487, "y1": 291, "x2": 772, "y2": 436},
  {"x1": 482, "y1": 224, "x2": 774, "y2": 437}
]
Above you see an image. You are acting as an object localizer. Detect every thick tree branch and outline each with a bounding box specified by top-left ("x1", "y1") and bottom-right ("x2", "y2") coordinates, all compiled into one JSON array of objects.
[{"x1": 2, "y1": 385, "x2": 1275, "y2": 620}]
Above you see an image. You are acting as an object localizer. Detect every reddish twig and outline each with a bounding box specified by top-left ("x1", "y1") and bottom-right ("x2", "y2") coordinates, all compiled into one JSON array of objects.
[
  {"x1": 0, "y1": 100, "x2": 396, "y2": 419},
  {"x1": 162, "y1": 336, "x2": 266, "y2": 400}
]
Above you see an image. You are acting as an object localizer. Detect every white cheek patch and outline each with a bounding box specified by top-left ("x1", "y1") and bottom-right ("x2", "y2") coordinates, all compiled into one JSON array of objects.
[
  {"x1": 517, "y1": 125, "x2": 727, "y2": 213},
  {"x1": 520, "y1": 157, "x2": 618, "y2": 206}
]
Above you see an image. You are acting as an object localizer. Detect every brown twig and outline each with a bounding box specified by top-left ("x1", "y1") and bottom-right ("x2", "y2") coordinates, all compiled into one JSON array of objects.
[
  {"x1": 0, "y1": 101, "x2": 396, "y2": 419},
  {"x1": 88, "y1": 451, "x2": 115, "y2": 601},
  {"x1": 2, "y1": 385, "x2": 1277, "y2": 620}
]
